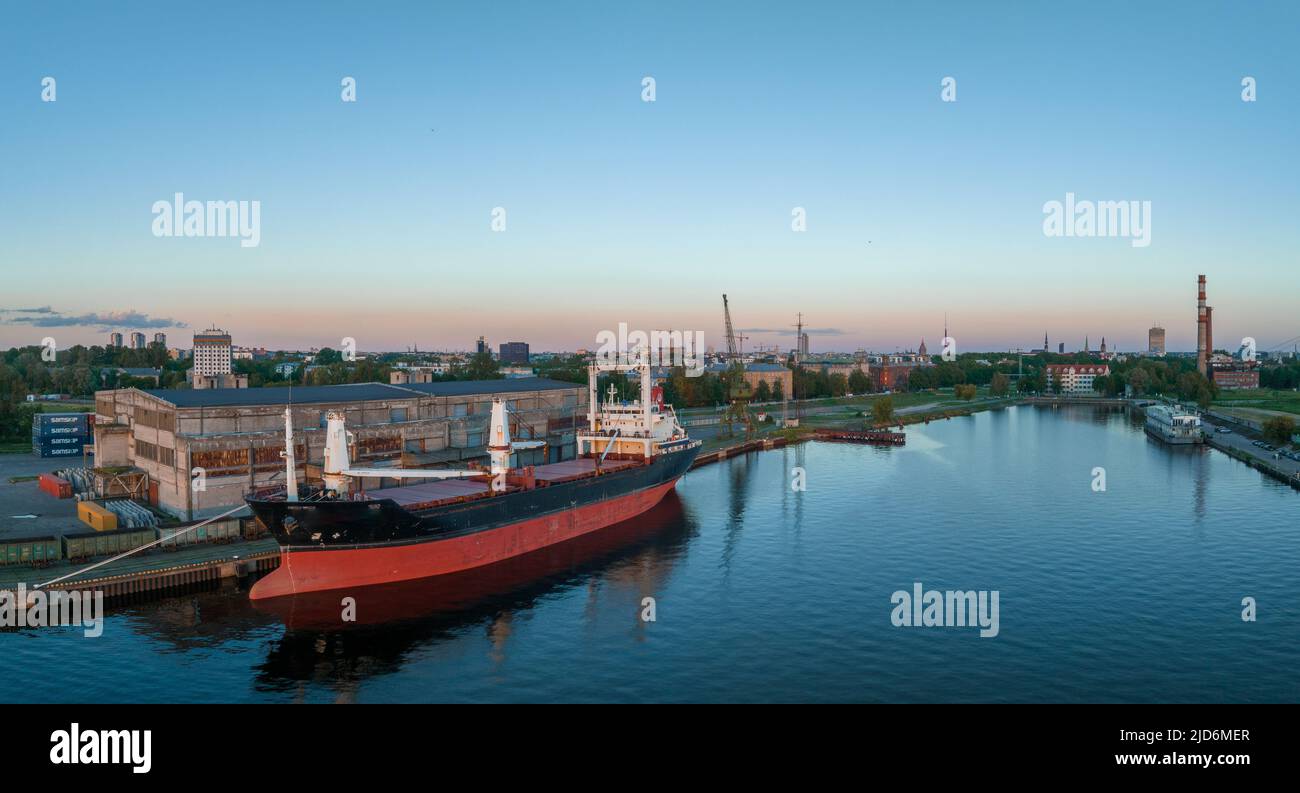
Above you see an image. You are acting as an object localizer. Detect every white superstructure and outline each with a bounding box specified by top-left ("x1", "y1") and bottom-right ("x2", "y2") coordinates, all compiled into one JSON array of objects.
[
  {"x1": 1145, "y1": 404, "x2": 1204, "y2": 444},
  {"x1": 579, "y1": 351, "x2": 690, "y2": 459}
]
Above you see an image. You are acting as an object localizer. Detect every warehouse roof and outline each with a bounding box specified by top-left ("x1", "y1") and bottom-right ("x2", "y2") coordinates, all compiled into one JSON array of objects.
[
  {"x1": 142, "y1": 378, "x2": 579, "y2": 408},
  {"x1": 397, "y1": 377, "x2": 580, "y2": 396}
]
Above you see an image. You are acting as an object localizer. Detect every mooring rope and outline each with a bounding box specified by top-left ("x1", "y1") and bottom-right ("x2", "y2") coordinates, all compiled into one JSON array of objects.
[{"x1": 35, "y1": 504, "x2": 251, "y2": 590}]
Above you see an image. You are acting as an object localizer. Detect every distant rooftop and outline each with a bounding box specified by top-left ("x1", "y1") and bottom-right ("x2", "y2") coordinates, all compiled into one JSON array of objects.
[{"x1": 140, "y1": 377, "x2": 579, "y2": 408}]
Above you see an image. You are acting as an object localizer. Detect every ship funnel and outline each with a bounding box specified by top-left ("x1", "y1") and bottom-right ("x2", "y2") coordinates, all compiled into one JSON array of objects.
[
  {"x1": 322, "y1": 411, "x2": 352, "y2": 494},
  {"x1": 488, "y1": 398, "x2": 512, "y2": 476}
]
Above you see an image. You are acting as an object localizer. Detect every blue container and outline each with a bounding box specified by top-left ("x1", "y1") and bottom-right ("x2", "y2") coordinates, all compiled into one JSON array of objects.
[{"x1": 32, "y1": 413, "x2": 90, "y2": 436}]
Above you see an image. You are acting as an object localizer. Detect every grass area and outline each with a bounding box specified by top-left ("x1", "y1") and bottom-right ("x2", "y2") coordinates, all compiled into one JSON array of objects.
[
  {"x1": 35, "y1": 402, "x2": 93, "y2": 412},
  {"x1": 1213, "y1": 389, "x2": 1300, "y2": 417},
  {"x1": 0, "y1": 442, "x2": 33, "y2": 454},
  {"x1": 7, "y1": 475, "x2": 39, "y2": 484}
]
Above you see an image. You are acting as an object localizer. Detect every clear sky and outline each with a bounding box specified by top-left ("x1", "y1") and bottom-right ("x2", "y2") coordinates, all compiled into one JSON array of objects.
[{"x1": 2, "y1": 1, "x2": 1297, "y2": 355}]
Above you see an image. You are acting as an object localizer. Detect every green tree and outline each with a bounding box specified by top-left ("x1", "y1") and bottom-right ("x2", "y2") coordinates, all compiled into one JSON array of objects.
[
  {"x1": 754, "y1": 379, "x2": 772, "y2": 402},
  {"x1": 314, "y1": 348, "x2": 343, "y2": 365},
  {"x1": 1262, "y1": 416, "x2": 1296, "y2": 447},
  {"x1": 990, "y1": 372, "x2": 1009, "y2": 397},
  {"x1": 848, "y1": 368, "x2": 870, "y2": 394},
  {"x1": 463, "y1": 351, "x2": 502, "y2": 380},
  {"x1": 871, "y1": 396, "x2": 895, "y2": 426}
]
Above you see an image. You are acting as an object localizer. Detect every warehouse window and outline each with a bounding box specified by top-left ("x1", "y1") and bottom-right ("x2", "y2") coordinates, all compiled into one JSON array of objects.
[{"x1": 390, "y1": 408, "x2": 407, "y2": 423}]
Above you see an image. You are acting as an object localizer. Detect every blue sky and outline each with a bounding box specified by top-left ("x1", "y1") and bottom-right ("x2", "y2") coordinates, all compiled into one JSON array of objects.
[{"x1": 2, "y1": 1, "x2": 1297, "y2": 354}]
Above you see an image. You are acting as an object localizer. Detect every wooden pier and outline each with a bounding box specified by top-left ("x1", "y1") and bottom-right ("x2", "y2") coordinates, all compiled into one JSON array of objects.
[{"x1": 813, "y1": 428, "x2": 906, "y2": 446}]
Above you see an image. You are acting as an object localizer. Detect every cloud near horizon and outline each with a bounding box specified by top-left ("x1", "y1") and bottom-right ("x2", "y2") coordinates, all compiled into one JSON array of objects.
[{"x1": 0, "y1": 308, "x2": 188, "y2": 330}]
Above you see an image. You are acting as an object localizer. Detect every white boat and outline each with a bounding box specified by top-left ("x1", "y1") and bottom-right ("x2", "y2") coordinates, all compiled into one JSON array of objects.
[{"x1": 1145, "y1": 404, "x2": 1204, "y2": 444}]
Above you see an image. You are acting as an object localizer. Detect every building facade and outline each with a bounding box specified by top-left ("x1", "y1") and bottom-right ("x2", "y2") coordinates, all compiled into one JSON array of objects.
[
  {"x1": 130, "y1": 332, "x2": 146, "y2": 350},
  {"x1": 192, "y1": 328, "x2": 235, "y2": 389},
  {"x1": 1148, "y1": 326, "x2": 1166, "y2": 355},
  {"x1": 1044, "y1": 363, "x2": 1110, "y2": 395},
  {"x1": 499, "y1": 341, "x2": 530, "y2": 364},
  {"x1": 1212, "y1": 368, "x2": 1260, "y2": 390}
]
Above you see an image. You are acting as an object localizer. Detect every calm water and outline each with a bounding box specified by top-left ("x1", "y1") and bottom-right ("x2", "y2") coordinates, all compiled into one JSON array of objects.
[{"x1": 5, "y1": 405, "x2": 1299, "y2": 703}]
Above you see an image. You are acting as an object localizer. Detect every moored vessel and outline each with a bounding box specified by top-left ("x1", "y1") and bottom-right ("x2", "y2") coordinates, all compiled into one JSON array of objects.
[
  {"x1": 1144, "y1": 404, "x2": 1204, "y2": 445},
  {"x1": 246, "y1": 353, "x2": 700, "y2": 600}
]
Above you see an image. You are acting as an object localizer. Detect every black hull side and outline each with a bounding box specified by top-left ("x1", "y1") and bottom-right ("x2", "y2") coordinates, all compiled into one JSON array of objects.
[{"x1": 246, "y1": 444, "x2": 700, "y2": 550}]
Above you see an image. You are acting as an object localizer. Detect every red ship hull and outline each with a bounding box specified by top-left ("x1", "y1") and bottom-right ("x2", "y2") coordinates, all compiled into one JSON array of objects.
[{"x1": 249, "y1": 479, "x2": 679, "y2": 600}]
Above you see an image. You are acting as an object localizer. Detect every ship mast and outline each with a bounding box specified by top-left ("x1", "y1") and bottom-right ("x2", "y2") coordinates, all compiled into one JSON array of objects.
[{"x1": 282, "y1": 406, "x2": 298, "y2": 501}]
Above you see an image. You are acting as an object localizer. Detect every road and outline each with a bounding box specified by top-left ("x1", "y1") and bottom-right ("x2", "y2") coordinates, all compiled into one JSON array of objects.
[{"x1": 1199, "y1": 415, "x2": 1300, "y2": 482}]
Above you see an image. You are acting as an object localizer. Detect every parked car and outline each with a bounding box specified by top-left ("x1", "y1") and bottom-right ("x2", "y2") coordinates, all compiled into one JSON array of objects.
[{"x1": 1216, "y1": 427, "x2": 1232, "y2": 434}]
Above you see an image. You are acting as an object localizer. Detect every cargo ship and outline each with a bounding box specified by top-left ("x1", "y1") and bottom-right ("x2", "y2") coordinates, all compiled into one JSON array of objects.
[{"x1": 246, "y1": 355, "x2": 700, "y2": 600}]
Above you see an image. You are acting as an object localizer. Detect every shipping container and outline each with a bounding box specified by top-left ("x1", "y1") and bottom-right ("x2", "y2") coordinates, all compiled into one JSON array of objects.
[
  {"x1": 77, "y1": 501, "x2": 119, "y2": 532},
  {"x1": 62, "y1": 527, "x2": 154, "y2": 561},
  {"x1": 32, "y1": 413, "x2": 90, "y2": 433},
  {"x1": 33, "y1": 446, "x2": 86, "y2": 459},
  {"x1": 0, "y1": 536, "x2": 62, "y2": 566},
  {"x1": 37, "y1": 473, "x2": 73, "y2": 499}
]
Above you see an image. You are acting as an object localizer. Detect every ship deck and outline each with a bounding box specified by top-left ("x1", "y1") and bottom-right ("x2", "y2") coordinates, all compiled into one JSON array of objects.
[
  {"x1": 370, "y1": 457, "x2": 644, "y2": 510},
  {"x1": 532, "y1": 457, "x2": 639, "y2": 482},
  {"x1": 377, "y1": 479, "x2": 491, "y2": 507}
]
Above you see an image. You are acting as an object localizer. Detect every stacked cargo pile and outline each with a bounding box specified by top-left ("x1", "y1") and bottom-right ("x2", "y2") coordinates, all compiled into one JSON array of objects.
[
  {"x1": 32, "y1": 412, "x2": 94, "y2": 459},
  {"x1": 100, "y1": 499, "x2": 158, "y2": 529}
]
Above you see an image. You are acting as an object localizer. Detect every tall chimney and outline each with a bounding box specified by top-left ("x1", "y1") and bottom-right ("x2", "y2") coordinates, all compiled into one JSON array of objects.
[
  {"x1": 1196, "y1": 275, "x2": 1208, "y2": 377},
  {"x1": 1206, "y1": 305, "x2": 1214, "y2": 367}
]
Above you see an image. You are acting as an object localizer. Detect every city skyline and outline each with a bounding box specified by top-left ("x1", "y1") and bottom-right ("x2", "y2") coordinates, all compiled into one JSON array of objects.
[{"x1": 3, "y1": 2, "x2": 1296, "y2": 353}]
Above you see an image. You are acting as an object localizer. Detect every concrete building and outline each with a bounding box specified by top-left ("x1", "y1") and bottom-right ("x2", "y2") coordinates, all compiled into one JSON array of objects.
[
  {"x1": 1044, "y1": 363, "x2": 1110, "y2": 395},
  {"x1": 109, "y1": 332, "x2": 123, "y2": 348},
  {"x1": 390, "y1": 367, "x2": 436, "y2": 385},
  {"x1": 192, "y1": 328, "x2": 242, "y2": 389},
  {"x1": 499, "y1": 341, "x2": 530, "y2": 364},
  {"x1": 154, "y1": 332, "x2": 167, "y2": 347},
  {"x1": 130, "y1": 332, "x2": 146, "y2": 350},
  {"x1": 93, "y1": 378, "x2": 587, "y2": 519},
  {"x1": 1148, "y1": 325, "x2": 1166, "y2": 355},
  {"x1": 701, "y1": 363, "x2": 793, "y2": 398}
]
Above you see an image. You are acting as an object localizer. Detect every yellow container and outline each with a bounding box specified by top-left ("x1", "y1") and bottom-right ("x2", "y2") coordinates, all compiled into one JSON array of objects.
[{"x1": 77, "y1": 502, "x2": 119, "y2": 532}]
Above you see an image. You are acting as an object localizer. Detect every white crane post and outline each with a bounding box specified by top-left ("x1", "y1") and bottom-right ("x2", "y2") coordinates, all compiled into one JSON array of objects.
[{"x1": 282, "y1": 406, "x2": 299, "y2": 502}]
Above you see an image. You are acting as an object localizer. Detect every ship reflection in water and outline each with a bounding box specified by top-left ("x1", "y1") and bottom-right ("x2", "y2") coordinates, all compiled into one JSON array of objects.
[{"x1": 252, "y1": 490, "x2": 696, "y2": 697}]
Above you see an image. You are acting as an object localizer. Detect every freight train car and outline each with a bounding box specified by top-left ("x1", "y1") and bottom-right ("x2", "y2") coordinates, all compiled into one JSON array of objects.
[
  {"x1": 0, "y1": 536, "x2": 62, "y2": 567},
  {"x1": 62, "y1": 527, "x2": 155, "y2": 561}
]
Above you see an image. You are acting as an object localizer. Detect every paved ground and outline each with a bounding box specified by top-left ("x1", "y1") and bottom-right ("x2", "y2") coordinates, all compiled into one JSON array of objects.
[
  {"x1": 1199, "y1": 415, "x2": 1300, "y2": 482},
  {"x1": 0, "y1": 454, "x2": 84, "y2": 540}
]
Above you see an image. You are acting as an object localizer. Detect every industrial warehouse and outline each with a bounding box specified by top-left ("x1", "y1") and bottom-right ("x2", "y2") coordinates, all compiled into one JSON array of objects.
[{"x1": 91, "y1": 378, "x2": 586, "y2": 519}]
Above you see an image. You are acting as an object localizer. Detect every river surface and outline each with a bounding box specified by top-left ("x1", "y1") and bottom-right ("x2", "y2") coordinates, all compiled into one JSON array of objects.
[{"x1": 4, "y1": 405, "x2": 1298, "y2": 703}]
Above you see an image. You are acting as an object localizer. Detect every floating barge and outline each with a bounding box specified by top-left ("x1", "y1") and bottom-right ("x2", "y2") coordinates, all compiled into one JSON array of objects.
[{"x1": 813, "y1": 428, "x2": 906, "y2": 446}]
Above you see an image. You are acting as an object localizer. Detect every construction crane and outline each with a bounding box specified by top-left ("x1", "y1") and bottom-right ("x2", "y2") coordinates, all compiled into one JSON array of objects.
[
  {"x1": 721, "y1": 294, "x2": 755, "y2": 438},
  {"x1": 723, "y1": 294, "x2": 740, "y2": 361}
]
